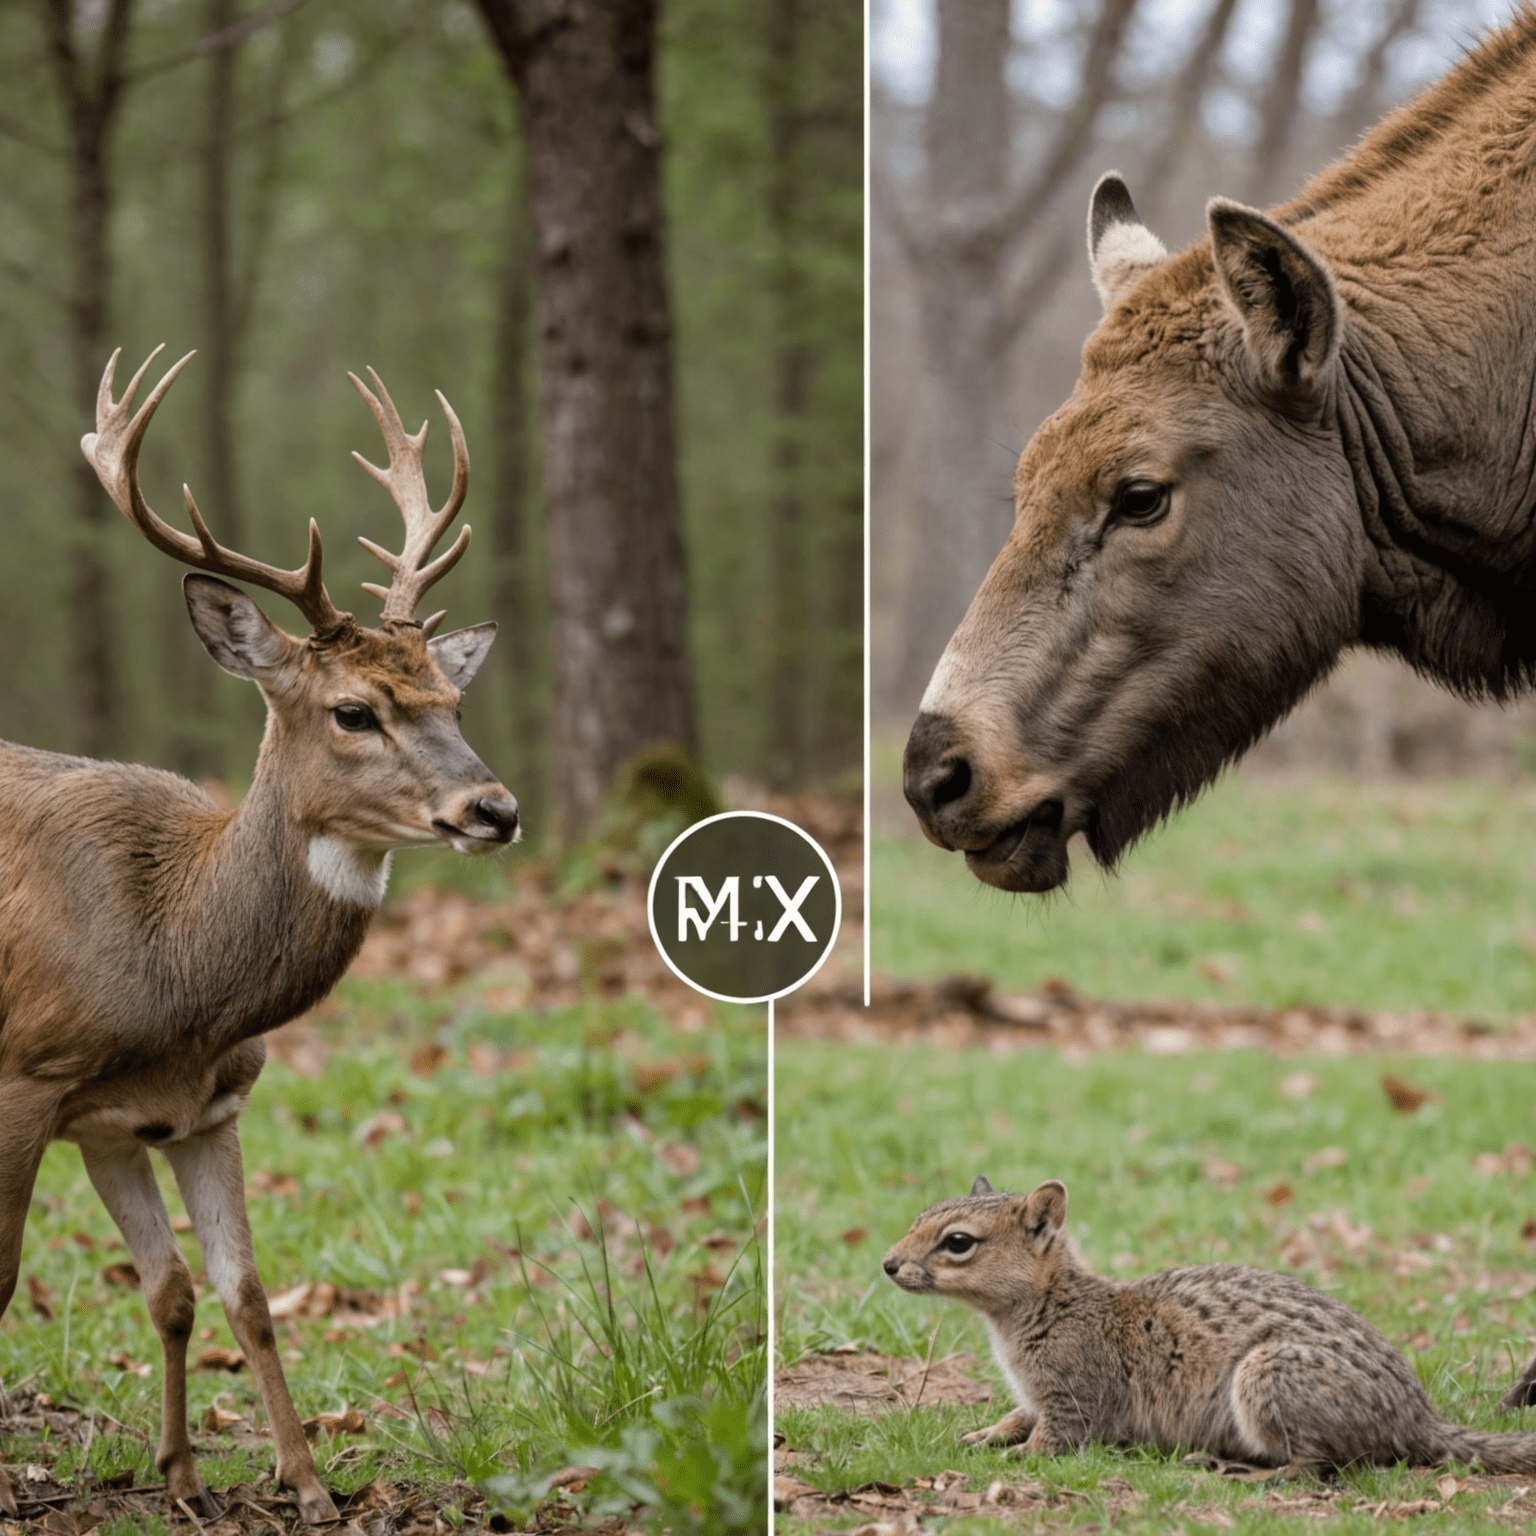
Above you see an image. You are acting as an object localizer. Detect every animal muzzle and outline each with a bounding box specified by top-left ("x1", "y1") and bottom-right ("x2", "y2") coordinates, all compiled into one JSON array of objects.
[
  {"x1": 433, "y1": 782, "x2": 521, "y2": 851},
  {"x1": 903, "y1": 711, "x2": 1072, "y2": 893}
]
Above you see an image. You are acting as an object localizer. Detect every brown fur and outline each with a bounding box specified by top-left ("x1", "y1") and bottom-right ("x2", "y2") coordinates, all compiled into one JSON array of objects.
[
  {"x1": 0, "y1": 364, "x2": 518, "y2": 1521},
  {"x1": 904, "y1": 7, "x2": 1536, "y2": 896},
  {"x1": 884, "y1": 1178, "x2": 1536, "y2": 1475}
]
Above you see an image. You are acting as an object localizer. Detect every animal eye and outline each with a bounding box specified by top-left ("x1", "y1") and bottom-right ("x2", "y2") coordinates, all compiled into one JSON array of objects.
[
  {"x1": 1112, "y1": 480, "x2": 1169, "y2": 525},
  {"x1": 332, "y1": 703, "x2": 378, "y2": 732},
  {"x1": 942, "y1": 1233, "x2": 977, "y2": 1256}
]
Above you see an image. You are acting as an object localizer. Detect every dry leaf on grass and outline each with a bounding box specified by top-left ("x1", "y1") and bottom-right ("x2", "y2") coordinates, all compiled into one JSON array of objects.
[
  {"x1": 358, "y1": 1110, "x2": 406, "y2": 1148},
  {"x1": 201, "y1": 1404, "x2": 247, "y2": 1432},
  {"x1": 1381, "y1": 1073, "x2": 1433, "y2": 1114},
  {"x1": 26, "y1": 1275, "x2": 53, "y2": 1321},
  {"x1": 1265, "y1": 1183, "x2": 1294, "y2": 1206},
  {"x1": 107, "y1": 1350, "x2": 152, "y2": 1377},
  {"x1": 193, "y1": 1346, "x2": 245, "y2": 1372},
  {"x1": 1437, "y1": 1473, "x2": 1461, "y2": 1500},
  {"x1": 302, "y1": 1407, "x2": 366, "y2": 1441},
  {"x1": 409, "y1": 1042, "x2": 447, "y2": 1077},
  {"x1": 100, "y1": 1262, "x2": 139, "y2": 1289},
  {"x1": 841, "y1": 1227, "x2": 869, "y2": 1246},
  {"x1": 657, "y1": 1143, "x2": 700, "y2": 1177}
]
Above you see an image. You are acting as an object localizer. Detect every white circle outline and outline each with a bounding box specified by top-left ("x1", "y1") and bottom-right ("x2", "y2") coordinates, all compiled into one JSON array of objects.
[{"x1": 645, "y1": 810, "x2": 843, "y2": 1004}]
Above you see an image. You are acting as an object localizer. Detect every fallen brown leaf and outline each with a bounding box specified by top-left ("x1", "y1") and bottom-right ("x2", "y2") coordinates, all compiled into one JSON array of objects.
[
  {"x1": 193, "y1": 1346, "x2": 245, "y2": 1372},
  {"x1": 1381, "y1": 1074, "x2": 1432, "y2": 1114},
  {"x1": 657, "y1": 1142, "x2": 701, "y2": 1177},
  {"x1": 101, "y1": 1262, "x2": 139, "y2": 1289},
  {"x1": 1265, "y1": 1183, "x2": 1294, "y2": 1206},
  {"x1": 27, "y1": 1274, "x2": 54, "y2": 1321},
  {"x1": 409, "y1": 1042, "x2": 447, "y2": 1077},
  {"x1": 359, "y1": 1110, "x2": 406, "y2": 1148},
  {"x1": 1436, "y1": 1473, "x2": 1460, "y2": 1501},
  {"x1": 841, "y1": 1227, "x2": 869, "y2": 1247},
  {"x1": 301, "y1": 1407, "x2": 366, "y2": 1441},
  {"x1": 201, "y1": 1404, "x2": 246, "y2": 1432}
]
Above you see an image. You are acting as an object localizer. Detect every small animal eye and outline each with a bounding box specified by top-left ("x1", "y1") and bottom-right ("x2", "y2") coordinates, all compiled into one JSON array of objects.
[
  {"x1": 942, "y1": 1232, "x2": 977, "y2": 1256},
  {"x1": 333, "y1": 703, "x2": 378, "y2": 732},
  {"x1": 1112, "y1": 480, "x2": 1170, "y2": 525}
]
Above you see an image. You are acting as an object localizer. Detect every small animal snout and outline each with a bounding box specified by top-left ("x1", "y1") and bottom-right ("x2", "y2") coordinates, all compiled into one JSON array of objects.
[
  {"x1": 903, "y1": 711, "x2": 978, "y2": 845},
  {"x1": 882, "y1": 1256, "x2": 902, "y2": 1277},
  {"x1": 471, "y1": 795, "x2": 520, "y2": 842}
]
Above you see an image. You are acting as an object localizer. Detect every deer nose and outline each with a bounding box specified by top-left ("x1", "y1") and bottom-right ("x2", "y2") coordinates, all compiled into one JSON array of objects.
[
  {"x1": 882, "y1": 1256, "x2": 901, "y2": 1277},
  {"x1": 903, "y1": 712, "x2": 976, "y2": 845},
  {"x1": 472, "y1": 795, "x2": 520, "y2": 841}
]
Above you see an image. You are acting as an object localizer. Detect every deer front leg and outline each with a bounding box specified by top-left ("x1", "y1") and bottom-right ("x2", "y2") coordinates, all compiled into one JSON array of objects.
[
  {"x1": 164, "y1": 1119, "x2": 338, "y2": 1525},
  {"x1": 0, "y1": 1078, "x2": 59, "y2": 1422},
  {"x1": 79, "y1": 1143, "x2": 216, "y2": 1516}
]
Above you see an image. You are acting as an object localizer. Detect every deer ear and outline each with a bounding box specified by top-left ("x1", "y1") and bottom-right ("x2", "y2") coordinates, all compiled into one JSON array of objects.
[
  {"x1": 184, "y1": 574, "x2": 294, "y2": 678},
  {"x1": 971, "y1": 1174, "x2": 994, "y2": 1196},
  {"x1": 429, "y1": 621, "x2": 497, "y2": 692},
  {"x1": 1088, "y1": 172, "x2": 1167, "y2": 311},
  {"x1": 1020, "y1": 1180, "x2": 1068, "y2": 1240},
  {"x1": 1207, "y1": 198, "x2": 1340, "y2": 392}
]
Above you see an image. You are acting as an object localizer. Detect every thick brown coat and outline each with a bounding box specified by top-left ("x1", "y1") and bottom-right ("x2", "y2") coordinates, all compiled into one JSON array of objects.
[{"x1": 904, "y1": 8, "x2": 1536, "y2": 895}]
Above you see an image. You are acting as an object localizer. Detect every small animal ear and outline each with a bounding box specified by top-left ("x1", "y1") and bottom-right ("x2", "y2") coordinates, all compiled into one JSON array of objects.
[
  {"x1": 1087, "y1": 172, "x2": 1168, "y2": 312},
  {"x1": 971, "y1": 1174, "x2": 994, "y2": 1196},
  {"x1": 429, "y1": 621, "x2": 497, "y2": 692},
  {"x1": 184, "y1": 574, "x2": 295, "y2": 679},
  {"x1": 1207, "y1": 198, "x2": 1340, "y2": 393},
  {"x1": 1021, "y1": 1180, "x2": 1068, "y2": 1240}
]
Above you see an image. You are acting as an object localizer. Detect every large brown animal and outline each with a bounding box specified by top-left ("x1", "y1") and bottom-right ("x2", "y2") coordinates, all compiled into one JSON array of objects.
[
  {"x1": 0, "y1": 349, "x2": 518, "y2": 1521},
  {"x1": 901, "y1": 14, "x2": 1536, "y2": 1408}
]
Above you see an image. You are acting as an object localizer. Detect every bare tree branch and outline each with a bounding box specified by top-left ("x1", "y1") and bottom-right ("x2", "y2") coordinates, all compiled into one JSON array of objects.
[
  {"x1": 1251, "y1": 0, "x2": 1322, "y2": 203},
  {"x1": 1341, "y1": 0, "x2": 1421, "y2": 135},
  {"x1": 991, "y1": 0, "x2": 1141, "y2": 256},
  {"x1": 1139, "y1": 0, "x2": 1240, "y2": 212},
  {"x1": 130, "y1": 0, "x2": 311, "y2": 81}
]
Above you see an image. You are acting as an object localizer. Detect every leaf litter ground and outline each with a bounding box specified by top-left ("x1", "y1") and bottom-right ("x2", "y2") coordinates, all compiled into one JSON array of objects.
[{"x1": 0, "y1": 786, "x2": 861, "y2": 1535}]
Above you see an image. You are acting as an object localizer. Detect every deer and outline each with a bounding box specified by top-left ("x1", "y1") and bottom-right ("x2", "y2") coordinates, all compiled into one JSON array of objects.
[{"x1": 0, "y1": 347, "x2": 520, "y2": 1523}]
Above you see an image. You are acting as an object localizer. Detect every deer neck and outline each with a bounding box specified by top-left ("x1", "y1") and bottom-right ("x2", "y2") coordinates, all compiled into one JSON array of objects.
[{"x1": 179, "y1": 752, "x2": 386, "y2": 1047}]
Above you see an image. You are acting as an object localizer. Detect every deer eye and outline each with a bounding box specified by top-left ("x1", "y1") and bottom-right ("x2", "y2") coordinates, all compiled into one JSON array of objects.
[
  {"x1": 332, "y1": 703, "x2": 378, "y2": 732},
  {"x1": 1111, "y1": 480, "x2": 1170, "y2": 525},
  {"x1": 941, "y1": 1232, "x2": 977, "y2": 1256}
]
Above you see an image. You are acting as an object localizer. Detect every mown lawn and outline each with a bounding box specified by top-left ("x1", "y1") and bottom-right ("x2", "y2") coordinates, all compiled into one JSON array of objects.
[
  {"x1": 873, "y1": 769, "x2": 1536, "y2": 1020},
  {"x1": 3, "y1": 964, "x2": 767, "y2": 1533},
  {"x1": 776, "y1": 1041, "x2": 1536, "y2": 1530}
]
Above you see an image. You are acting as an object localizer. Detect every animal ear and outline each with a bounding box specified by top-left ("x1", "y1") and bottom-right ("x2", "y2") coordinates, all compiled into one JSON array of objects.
[
  {"x1": 1207, "y1": 198, "x2": 1340, "y2": 392},
  {"x1": 1020, "y1": 1180, "x2": 1068, "y2": 1240},
  {"x1": 971, "y1": 1174, "x2": 994, "y2": 1196},
  {"x1": 429, "y1": 621, "x2": 497, "y2": 692},
  {"x1": 1087, "y1": 172, "x2": 1167, "y2": 312},
  {"x1": 184, "y1": 574, "x2": 295, "y2": 679}
]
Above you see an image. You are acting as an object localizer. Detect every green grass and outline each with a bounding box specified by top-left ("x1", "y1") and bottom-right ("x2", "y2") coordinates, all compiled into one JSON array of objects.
[
  {"x1": 3, "y1": 967, "x2": 767, "y2": 1531},
  {"x1": 776, "y1": 1040, "x2": 1536, "y2": 1528},
  {"x1": 873, "y1": 769, "x2": 1536, "y2": 1019}
]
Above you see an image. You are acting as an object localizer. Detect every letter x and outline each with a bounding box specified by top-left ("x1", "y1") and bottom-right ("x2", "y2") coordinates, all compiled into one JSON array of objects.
[{"x1": 763, "y1": 875, "x2": 818, "y2": 942}]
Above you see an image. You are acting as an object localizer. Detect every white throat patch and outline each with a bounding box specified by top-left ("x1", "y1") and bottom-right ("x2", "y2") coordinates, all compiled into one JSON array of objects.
[{"x1": 306, "y1": 836, "x2": 392, "y2": 908}]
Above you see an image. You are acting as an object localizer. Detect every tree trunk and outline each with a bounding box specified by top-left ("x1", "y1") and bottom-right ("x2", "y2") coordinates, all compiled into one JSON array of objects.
[
  {"x1": 44, "y1": 0, "x2": 135, "y2": 761},
  {"x1": 893, "y1": 0, "x2": 1013, "y2": 711},
  {"x1": 473, "y1": 0, "x2": 697, "y2": 841},
  {"x1": 488, "y1": 151, "x2": 546, "y2": 833},
  {"x1": 765, "y1": 0, "x2": 807, "y2": 787}
]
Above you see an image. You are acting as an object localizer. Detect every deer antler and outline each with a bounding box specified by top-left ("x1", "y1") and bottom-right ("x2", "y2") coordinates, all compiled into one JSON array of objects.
[
  {"x1": 81, "y1": 346, "x2": 347, "y2": 634},
  {"x1": 348, "y1": 368, "x2": 471, "y2": 635}
]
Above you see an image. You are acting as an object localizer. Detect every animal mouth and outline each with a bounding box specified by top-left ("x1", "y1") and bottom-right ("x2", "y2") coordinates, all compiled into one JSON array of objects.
[{"x1": 964, "y1": 798, "x2": 1071, "y2": 892}]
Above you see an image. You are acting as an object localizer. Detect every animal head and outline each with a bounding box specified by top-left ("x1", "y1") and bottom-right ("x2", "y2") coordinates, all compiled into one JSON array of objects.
[
  {"x1": 882, "y1": 1175, "x2": 1076, "y2": 1314},
  {"x1": 903, "y1": 173, "x2": 1364, "y2": 891},
  {"x1": 82, "y1": 348, "x2": 519, "y2": 858}
]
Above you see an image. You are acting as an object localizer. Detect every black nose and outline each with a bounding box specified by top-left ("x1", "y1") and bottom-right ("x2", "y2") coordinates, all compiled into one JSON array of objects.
[
  {"x1": 473, "y1": 796, "x2": 520, "y2": 841},
  {"x1": 903, "y1": 712, "x2": 976, "y2": 838},
  {"x1": 882, "y1": 1257, "x2": 900, "y2": 1277}
]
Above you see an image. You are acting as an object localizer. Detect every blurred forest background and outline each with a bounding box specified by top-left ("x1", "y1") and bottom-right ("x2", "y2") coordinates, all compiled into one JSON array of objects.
[
  {"x1": 872, "y1": 0, "x2": 1536, "y2": 780},
  {"x1": 0, "y1": 0, "x2": 861, "y2": 844}
]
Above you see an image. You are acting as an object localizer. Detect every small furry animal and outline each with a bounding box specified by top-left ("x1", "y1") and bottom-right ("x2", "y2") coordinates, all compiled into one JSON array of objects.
[{"x1": 883, "y1": 1176, "x2": 1536, "y2": 1475}]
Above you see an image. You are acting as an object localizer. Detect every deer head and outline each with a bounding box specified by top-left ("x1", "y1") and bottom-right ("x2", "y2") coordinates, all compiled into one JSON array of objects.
[{"x1": 81, "y1": 347, "x2": 519, "y2": 877}]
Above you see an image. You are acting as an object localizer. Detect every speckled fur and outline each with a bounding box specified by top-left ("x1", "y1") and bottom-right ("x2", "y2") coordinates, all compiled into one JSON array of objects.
[{"x1": 885, "y1": 1179, "x2": 1536, "y2": 1474}]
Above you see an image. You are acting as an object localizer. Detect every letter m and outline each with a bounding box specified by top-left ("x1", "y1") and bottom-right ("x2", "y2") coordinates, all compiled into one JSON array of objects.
[{"x1": 677, "y1": 876, "x2": 742, "y2": 941}]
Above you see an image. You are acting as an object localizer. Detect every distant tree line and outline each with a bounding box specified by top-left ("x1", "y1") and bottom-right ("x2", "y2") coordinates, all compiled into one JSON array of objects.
[{"x1": 0, "y1": 0, "x2": 860, "y2": 840}]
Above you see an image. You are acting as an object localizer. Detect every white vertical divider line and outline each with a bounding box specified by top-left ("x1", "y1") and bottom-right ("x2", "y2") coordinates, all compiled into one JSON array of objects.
[
  {"x1": 861, "y1": 0, "x2": 872, "y2": 1013},
  {"x1": 766, "y1": 991, "x2": 776, "y2": 1532}
]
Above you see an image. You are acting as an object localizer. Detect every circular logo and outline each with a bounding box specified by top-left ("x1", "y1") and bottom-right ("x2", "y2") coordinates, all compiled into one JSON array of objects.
[{"x1": 647, "y1": 811, "x2": 842, "y2": 1004}]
